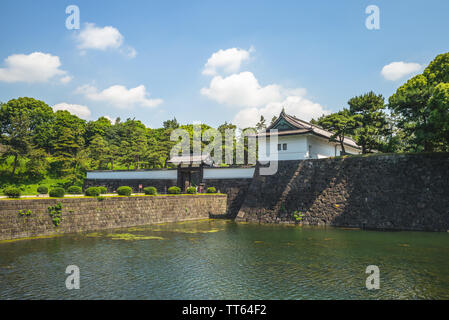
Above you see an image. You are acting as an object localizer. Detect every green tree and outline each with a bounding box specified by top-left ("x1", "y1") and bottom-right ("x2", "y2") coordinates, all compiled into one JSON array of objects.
[
  {"x1": 348, "y1": 91, "x2": 391, "y2": 153},
  {"x1": 50, "y1": 111, "x2": 86, "y2": 177},
  {"x1": 388, "y1": 52, "x2": 449, "y2": 152},
  {"x1": 0, "y1": 98, "x2": 53, "y2": 175},
  {"x1": 163, "y1": 117, "x2": 179, "y2": 130},
  {"x1": 388, "y1": 75, "x2": 433, "y2": 151},
  {"x1": 88, "y1": 134, "x2": 110, "y2": 169},
  {"x1": 428, "y1": 83, "x2": 449, "y2": 149},
  {"x1": 316, "y1": 109, "x2": 362, "y2": 155},
  {"x1": 85, "y1": 116, "x2": 112, "y2": 145},
  {"x1": 25, "y1": 148, "x2": 49, "y2": 179},
  {"x1": 0, "y1": 112, "x2": 32, "y2": 175},
  {"x1": 255, "y1": 115, "x2": 267, "y2": 131}
]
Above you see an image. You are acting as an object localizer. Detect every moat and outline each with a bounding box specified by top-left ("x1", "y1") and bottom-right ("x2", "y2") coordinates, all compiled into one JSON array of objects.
[{"x1": 1, "y1": 219, "x2": 448, "y2": 299}]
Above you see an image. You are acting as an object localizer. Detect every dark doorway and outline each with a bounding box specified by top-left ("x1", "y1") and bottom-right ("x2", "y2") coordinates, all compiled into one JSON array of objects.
[{"x1": 177, "y1": 166, "x2": 203, "y2": 192}]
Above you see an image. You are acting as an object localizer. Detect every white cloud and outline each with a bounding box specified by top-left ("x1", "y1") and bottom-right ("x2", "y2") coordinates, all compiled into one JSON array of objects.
[
  {"x1": 78, "y1": 23, "x2": 123, "y2": 50},
  {"x1": 201, "y1": 71, "x2": 283, "y2": 107},
  {"x1": 121, "y1": 46, "x2": 137, "y2": 59},
  {"x1": 381, "y1": 61, "x2": 422, "y2": 81},
  {"x1": 53, "y1": 103, "x2": 91, "y2": 120},
  {"x1": 201, "y1": 47, "x2": 329, "y2": 129},
  {"x1": 0, "y1": 52, "x2": 67, "y2": 83},
  {"x1": 76, "y1": 84, "x2": 163, "y2": 108},
  {"x1": 103, "y1": 115, "x2": 114, "y2": 123},
  {"x1": 60, "y1": 75, "x2": 72, "y2": 84},
  {"x1": 77, "y1": 23, "x2": 136, "y2": 58},
  {"x1": 232, "y1": 94, "x2": 330, "y2": 129},
  {"x1": 202, "y1": 47, "x2": 252, "y2": 76},
  {"x1": 201, "y1": 72, "x2": 329, "y2": 129}
]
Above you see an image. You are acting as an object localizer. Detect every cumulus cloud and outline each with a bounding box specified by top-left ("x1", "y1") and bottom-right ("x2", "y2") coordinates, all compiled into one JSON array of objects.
[
  {"x1": 381, "y1": 61, "x2": 422, "y2": 81},
  {"x1": 201, "y1": 47, "x2": 329, "y2": 129},
  {"x1": 201, "y1": 71, "x2": 329, "y2": 128},
  {"x1": 202, "y1": 47, "x2": 252, "y2": 76},
  {"x1": 232, "y1": 94, "x2": 330, "y2": 129},
  {"x1": 53, "y1": 103, "x2": 91, "y2": 120},
  {"x1": 77, "y1": 23, "x2": 136, "y2": 58},
  {"x1": 0, "y1": 52, "x2": 68, "y2": 83},
  {"x1": 76, "y1": 84, "x2": 163, "y2": 108},
  {"x1": 60, "y1": 75, "x2": 72, "y2": 84},
  {"x1": 201, "y1": 71, "x2": 282, "y2": 107}
]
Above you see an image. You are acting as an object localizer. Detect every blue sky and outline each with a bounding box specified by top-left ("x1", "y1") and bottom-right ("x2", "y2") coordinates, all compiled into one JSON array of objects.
[{"x1": 0, "y1": 0, "x2": 448, "y2": 128}]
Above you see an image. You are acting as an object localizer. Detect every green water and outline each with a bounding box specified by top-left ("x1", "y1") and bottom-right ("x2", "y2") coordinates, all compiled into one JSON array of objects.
[{"x1": 0, "y1": 220, "x2": 448, "y2": 299}]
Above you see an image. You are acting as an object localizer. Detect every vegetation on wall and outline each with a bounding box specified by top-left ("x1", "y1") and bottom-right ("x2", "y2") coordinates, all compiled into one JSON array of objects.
[{"x1": 48, "y1": 202, "x2": 63, "y2": 227}]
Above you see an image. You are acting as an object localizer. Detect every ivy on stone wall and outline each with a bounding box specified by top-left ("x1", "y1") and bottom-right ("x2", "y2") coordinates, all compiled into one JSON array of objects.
[{"x1": 48, "y1": 202, "x2": 63, "y2": 227}]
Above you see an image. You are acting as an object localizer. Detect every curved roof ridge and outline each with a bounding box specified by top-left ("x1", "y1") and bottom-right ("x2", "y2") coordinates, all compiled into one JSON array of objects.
[{"x1": 265, "y1": 111, "x2": 360, "y2": 149}]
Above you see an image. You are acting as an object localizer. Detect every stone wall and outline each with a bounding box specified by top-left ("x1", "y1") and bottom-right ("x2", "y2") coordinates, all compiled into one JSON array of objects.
[
  {"x1": 203, "y1": 179, "x2": 253, "y2": 218},
  {"x1": 84, "y1": 177, "x2": 252, "y2": 219},
  {"x1": 0, "y1": 195, "x2": 227, "y2": 241},
  {"x1": 236, "y1": 154, "x2": 449, "y2": 232}
]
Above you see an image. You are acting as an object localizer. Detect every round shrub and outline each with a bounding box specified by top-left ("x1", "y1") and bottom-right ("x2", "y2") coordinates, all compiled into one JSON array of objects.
[
  {"x1": 167, "y1": 186, "x2": 181, "y2": 194},
  {"x1": 144, "y1": 186, "x2": 157, "y2": 195},
  {"x1": 4, "y1": 187, "x2": 21, "y2": 198},
  {"x1": 85, "y1": 187, "x2": 100, "y2": 197},
  {"x1": 117, "y1": 186, "x2": 132, "y2": 196},
  {"x1": 67, "y1": 186, "x2": 83, "y2": 194},
  {"x1": 37, "y1": 185, "x2": 48, "y2": 194},
  {"x1": 186, "y1": 186, "x2": 197, "y2": 194},
  {"x1": 207, "y1": 187, "x2": 217, "y2": 194},
  {"x1": 49, "y1": 187, "x2": 65, "y2": 198},
  {"x1": 98, "y1": 186, "x2": 108, "y2": 194}
]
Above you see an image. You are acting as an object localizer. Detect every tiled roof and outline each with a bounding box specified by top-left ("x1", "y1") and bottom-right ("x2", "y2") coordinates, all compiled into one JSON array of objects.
[
  {"x1": 259, "y1": 111, "x2": 360, "y2": 149},
  {"x1": 169, "y1": 154, "x2": 213, "y2": 165}
]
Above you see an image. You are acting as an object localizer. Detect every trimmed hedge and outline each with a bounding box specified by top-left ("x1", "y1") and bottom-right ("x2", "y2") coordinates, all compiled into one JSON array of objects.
[
  {"x1": 144, "y1": 186, "x2": 157, "y2": 195},
  {"x1": 98, "y1": 186, "x2": 108, "y2": 194},
  {"x1": 167, "y1": 186, "x2": 181, "y2": 194},
  {"x1": 67, "y1": 186, "x2": 83, "y2": 194},
  {"x1": 4, "y1": 187, "x2": 21, "y2": 198},
  {"x1": 207, "y1": 187, "x2": 217, "y2": 194},
  {"x1": 37, "y1": 185, "x2": 48, "y2": 194},
  {"x1": 186, "y1": 186, "x2": 197, "y2": 194},
  {"x1": 117, "y1": 186, "x2": 132, "y2": 196},
  {"x1": 49, "y1": 187, "x2": 65, "y2": 198},
  {"x1": 85, "y1": 187, "x2": 100, "y2": 197}
]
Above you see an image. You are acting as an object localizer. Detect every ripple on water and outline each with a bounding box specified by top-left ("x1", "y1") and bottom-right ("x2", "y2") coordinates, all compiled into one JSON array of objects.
[{"x1": 0, "y1": 221, "x2": 448, "y2": 299}]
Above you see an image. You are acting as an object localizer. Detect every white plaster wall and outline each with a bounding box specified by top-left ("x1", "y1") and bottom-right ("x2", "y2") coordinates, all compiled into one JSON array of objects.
[
  {"x1": 307, "y1": 135, "x2": 361, "y2": 158},
  {"x1": 307, "y1": 135, "x2": 337, "y2": 158},
  {"x1": 86, "y1": 170, "x2": 177, "y2": 180},
  {"x1": 203, "y1": 168, "x2": 255, "y2": 179},
  {"x1": 258, "y1": 135, "x2": 308, "y2": 161}
]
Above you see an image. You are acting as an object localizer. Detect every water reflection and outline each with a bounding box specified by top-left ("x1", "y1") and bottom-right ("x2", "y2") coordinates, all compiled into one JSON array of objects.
[{"x1": 0, "y1": 220, "x2": 448, "y2": 299}]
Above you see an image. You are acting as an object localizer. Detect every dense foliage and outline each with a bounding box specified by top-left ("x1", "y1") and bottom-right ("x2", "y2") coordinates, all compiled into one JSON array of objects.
[
  {"x1": 37, "y1": 185, "x2": 48, "y2": 194},
  {"x1": 168, "y1": 186, "x2": 181, "y2": 194},
  {"x1": 1, "y1": 52, "x2": 449, "y2": 195},
  {"x1": 67, "y1": 186, "x2": 82, "y2": 194},
  {"x1": 4, "y1": 187, "x2": 21, "y2": 198},
  {"x1": 186, "y1": 186, "x2": 197, "y2": 194},
  {"x1": 313, "y1": 53, "x2": 449, "y2": 153},
  {"x1": 98, "y1": 186, "x2": 108, "y2": 194},
  {"x1": 49, "y1": 187, "x2": 65, "y2": 198},
  {"x1": 85, "y1": 187, "x2": 100, "y2": 197},
  {"x1": 206, "y1": 187, "x2": 217, "y2": 194},
  {"x1": 144, "y1": 186, "x2": 157, "y2": 195},
  {"x1": 117, "y1": 186, "x2": 132, "y2": 196},
  {"x1": 0, "y1": 98, "x2": 256, "y2": 193}
]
